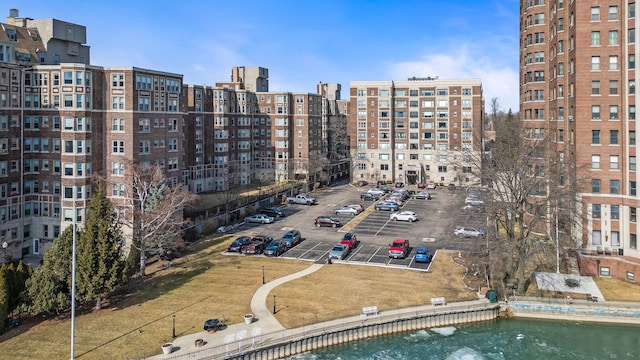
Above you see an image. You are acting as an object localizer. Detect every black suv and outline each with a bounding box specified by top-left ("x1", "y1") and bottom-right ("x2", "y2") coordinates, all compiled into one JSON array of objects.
[
  {"x1": 261, "y1": 207, "x2": 285, "y2": 218},
  {"x1": 360, "y1": 192, "x2": 378, "y2": 201}
]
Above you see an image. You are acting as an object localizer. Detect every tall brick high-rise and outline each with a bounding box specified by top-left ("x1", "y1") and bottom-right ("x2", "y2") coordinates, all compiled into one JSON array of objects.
[{"x1": 521, "y1": 0, "x2": 640, "y2": 279}]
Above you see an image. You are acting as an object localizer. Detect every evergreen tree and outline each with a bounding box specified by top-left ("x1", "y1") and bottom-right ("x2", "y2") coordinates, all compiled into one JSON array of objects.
[
  {"x1": 0, "y1": 267, "x2": 8, "y2": 328},
  {"x1": 24, "y1": 228, "x2": 73, "y2": 315},
  {"x1": 25, "y1": 267, "x2": 69, "y2": 316},
  {"x1": 76, "y1": 186, "x2": 127, "y2": 309}
]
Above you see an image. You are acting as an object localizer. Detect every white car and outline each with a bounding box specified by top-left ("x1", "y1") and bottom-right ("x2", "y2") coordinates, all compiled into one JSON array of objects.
[
  {"x1": 426, "y1": 183, "x2": 436, "y2": 190},
  {"x1": 367, "y1": 188, "x2": 385, "y2": 197},
  {"x1": 390, "y1": 211, "x2": 417, "y2": 222},
  {"x1": 335, "y1": 207, "x2": 359, "y2": 216},
  {"x1": 244, "y1": 214, "x2": 275, "y2": 224},
  {"x1": 465, "y1": 197, "x2": 484, "y2": 206},
  {"x1": 345, "y1": 204, "x2": 364, "y2": 213},
  {"x1": 454, "y1": 226, "x2": 486, "y2": 237}
]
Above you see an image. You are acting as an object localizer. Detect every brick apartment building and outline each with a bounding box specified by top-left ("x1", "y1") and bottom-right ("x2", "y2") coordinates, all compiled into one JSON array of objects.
[
  {"x1": 521, "y1": 0, "x2": 640, "y2": 281},
  {"x1": 0, "y1": 10, "x2": 347, "y2": 262},
  {"x1": 348, "y1": 78, "x2": 484, "y2": 186}
]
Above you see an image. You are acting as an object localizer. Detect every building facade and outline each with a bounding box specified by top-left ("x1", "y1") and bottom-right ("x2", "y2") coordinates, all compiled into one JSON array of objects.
[
  {"x1": 348, "y1": 78, "x2": 484, "y2": 186},
  {"x1": 520, "y1": 1, "x2": 640, "y2": 277}
]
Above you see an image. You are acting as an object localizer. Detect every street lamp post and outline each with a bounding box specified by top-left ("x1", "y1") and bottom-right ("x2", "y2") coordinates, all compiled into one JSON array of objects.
[
  {"x1": 1, "y1": 241, "x2": 7, "y2": 265},
  {"x1": 262, "y1": 265, "x2": 265, "y2": 285},
  {"x1": 273, "y1": 295, "x2": 276, "y2": 314}
]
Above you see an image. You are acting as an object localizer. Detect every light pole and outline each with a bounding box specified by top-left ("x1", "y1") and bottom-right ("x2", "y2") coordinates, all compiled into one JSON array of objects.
[
  {"x1": 261, "y1": 265, "x2": 265, "y2": 285},
  {"x1": 1, "y1": 240, "x2": 7, "y2": 265},
  {"x1": 273, "y1": 295, "x2": 276, "y2": 314}
]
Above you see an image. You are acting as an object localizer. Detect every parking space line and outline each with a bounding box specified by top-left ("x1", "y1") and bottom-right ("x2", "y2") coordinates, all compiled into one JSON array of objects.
[
  {"x1": 367, "y1": 246, "x2": 383, "y2": 263},
  {"x1": 298, "y1": 242, "x2": 324, "y2": 259}
]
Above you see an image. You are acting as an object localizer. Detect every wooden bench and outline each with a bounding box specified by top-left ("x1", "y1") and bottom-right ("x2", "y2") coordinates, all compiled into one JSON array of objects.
[
  {"x1": 431, "y1": 297, "x2": 446, "y2": 306},
  {"x1": 362, "y1": 306, "x2": 379, "y2": 316}
]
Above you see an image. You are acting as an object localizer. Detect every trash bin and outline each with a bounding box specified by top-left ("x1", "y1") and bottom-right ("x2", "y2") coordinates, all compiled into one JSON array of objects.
[{"x1": 486, "y1": 289, "x2": 498, "y2": 303}]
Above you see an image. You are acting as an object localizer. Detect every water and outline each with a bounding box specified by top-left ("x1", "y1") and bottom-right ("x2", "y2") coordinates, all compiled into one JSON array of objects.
[{"x1": 288, "y1": 318, "x2": 639, "y2": 359}]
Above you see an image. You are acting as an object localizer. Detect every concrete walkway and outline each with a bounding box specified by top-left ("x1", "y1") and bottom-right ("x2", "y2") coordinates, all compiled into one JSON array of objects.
[{"x1": 147, "y1": 263, "x2": 324, "y2": 359}]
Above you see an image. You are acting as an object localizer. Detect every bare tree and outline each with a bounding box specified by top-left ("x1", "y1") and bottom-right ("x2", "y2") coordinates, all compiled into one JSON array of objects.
[
  {"x1": 327, "y1": 116, "x2": 349, "y2": 161},
  {"x1": 478, "y1": 110, "x2": 576, "y2": 295},
  {"x1": 307, "y1": 151, "x2": 331, "y2": 185},
  {"x1": 121, "y1": 163, "x2": 196, "y2": 277}
]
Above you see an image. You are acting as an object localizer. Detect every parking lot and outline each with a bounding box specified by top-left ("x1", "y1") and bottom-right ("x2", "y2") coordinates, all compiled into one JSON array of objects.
[{"x1": 226, "y1": 183, "x2": 487, "y2": 271}]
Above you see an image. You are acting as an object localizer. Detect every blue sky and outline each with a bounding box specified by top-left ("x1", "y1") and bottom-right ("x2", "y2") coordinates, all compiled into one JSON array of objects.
[{"x1": 14, "y1": 0, "x2": 520, "y2": 111}]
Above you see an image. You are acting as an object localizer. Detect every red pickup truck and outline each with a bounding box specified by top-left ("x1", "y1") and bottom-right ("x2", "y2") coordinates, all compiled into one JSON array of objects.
[{"x1": 388, "y1": 239, "x2": 410, "y2": 259}]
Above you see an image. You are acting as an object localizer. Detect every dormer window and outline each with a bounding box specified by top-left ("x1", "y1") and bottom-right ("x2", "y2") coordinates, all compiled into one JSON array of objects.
[{"x1": 5, "y1": 28, "x2": 17, "y2": 42}]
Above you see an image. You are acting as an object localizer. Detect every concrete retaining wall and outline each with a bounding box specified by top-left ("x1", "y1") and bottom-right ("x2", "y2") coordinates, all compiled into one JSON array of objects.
[{"x1": 222, "y1": 305, "x2": 500, "y2": 360}]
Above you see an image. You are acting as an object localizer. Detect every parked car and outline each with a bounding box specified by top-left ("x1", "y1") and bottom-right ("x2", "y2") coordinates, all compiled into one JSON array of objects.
[
  {"x1": 412, "y1": 191, "x2": 432, "y2": 200},
  {"x1": 345, "y1": 204, "x2": 365, "y2": 213},
  {"x1": 377, "y1": 184, "x2": 393, "y2": 193},
  {"x1": 335, "y1": 206, "x2": 359, "y2": 216},
  {"x1": 395, "y1": 182, "x2": 404, "y2": 188},
  {"x1": 329, "y1": 244, "x2": 350, "y2": 260},
  {"x1": 386, "y1": 196, "x2": 404, "y2": 205},
  {"x1": 375, "y1": 202, "x2": 399, "y2": 211},
  {"x1": 454, "y1": 226, "x2": 486, "y2": 237},
  {"x1": 356, "y1": 180, "x2": 369, "y2": 187},
  {"x1": 447, "y1": 183, "x2": 457, "y2": 190},
  {"x1": 261, "y1": 207, "x2": 285, "y2": 218},
  {"x1": 414, "y1": 247, "x2": 432, "y2": 263},
  {"x1": 390, "y1": 211, "x2": 418, "y2": 222},
  {"x1": 426, "y1": 183, "x2": 436, "y2": 190},
  {"x1": 367, "y1": 188, "x2": 385, "y2": 197},
  {"x1": 263, "y1": 240, "x2": 286, "y2": 257},
  {"x1": 241, "y1": 239, "x2": 269, "y2": 254},
  {"x1": 314, "y1": 216, "x2": 342, "y2": 227},
  {"x1": 360, "y1": 192, "x2": 379, "y2": 201},
  {"x1": 227, "y1": 236, "x2": 252, "y2": 252},
  {"x1": 465, "y1": 197, "x2": 484, "y2": 206},
  {"x1": 340, "y1": 232, "x2": 358, "y2": 249},
  {"x1": 417, "y1": 183, "x2": 427, "y2": 189},
  {"x1": 388, "y1": 239, "x2": 410, "y2": 259},
  {"x1": 251, "y1": 235, "x2": 274, "y2": 244},
  {"x1": 282, "y1": 230, "x2": 302, "y2": 247},
  {"x1": 244, "y1": 214, "x2": 275, "y2": 224}
]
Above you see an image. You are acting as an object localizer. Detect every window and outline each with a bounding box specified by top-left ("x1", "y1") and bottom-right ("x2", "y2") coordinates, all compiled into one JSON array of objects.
[
  {"x1": 609, "y1": 80, "x2": 618, "y2": 95},
  {"x1": 631, "y1": 105, "x2": 637, "y2": 120},
  {"x1": 626, "y1": 272, "x2": 635, "y2": 282},
  {"x1": 592, "y1": 179, "x2": 601, "y2": 193},
  {"x1": 610, "y1": 130, "x2": 619, "y2": 144},
  {"x1": 630, "y1": 54, "x2": 636, "y2": 69},
  {"x1": 630, "y1": 28, "x2": 636, "y2": 43},
  {"x1": 592, "y1": 155, "x2": 600, "y2": 169},
  {"x1": 609, "y1": 56, "x2": 619, "y2": 71},
  {"x1": 632, "y1": 208, "x2": 637, "y2": 222},
  {"x1": 592, "y1": 204, "x2": 601, "y2": 218},
  {"x1": 600, "y1": 267, "x2": 610, "y2": 277},
  {"x1": 591, "y1": 31, "x2": 601, "y2": 45},
  {"x1": 112, "y1": 118, "x2": 124, "y2": 131},
  {"x1": 592, "y1": 105, "x2": 600, "y2": 119},
  {"x1": 591, "y1": 6, "x2": 600, "y2": 21},
  {"x1": 610, "y1": 155, "x2": 619, "y2": 169},
  {"x1": 591, "y1": 80, "x2": 600, "y2": 94},
  {"x1": 609, "y1": 6, "x2": 618, "y2": 20},
  {"x1": 609, "y1": 30, "x2": 618, "y2": 45},
  {"x1": 611, "y1": 205, "x2": 620, "y2": 220},
  {"x1": 632, "y1": 181, "x2": 637, "y2": 196},
  {"x1": 609, "y1": 105, "x2": 618, "y2": 119},
  {"x1": 592, "y1": 130, "x2": 600, "y2": 144},
  {"x1": 632, "y1": 156, "x2": 637, "y2": 171},
  {"x1": 610, "y1": 180, "x2": 620, "y2": 194},
  {"x1": 632, "y1": 131, "x2": 637, "y2": 145},
  {"x1": 112, "y1": 74, "x2": 124, "y2": 87},
  {"x1": 112, "y1": 140, "x2": 124, "y2": 153}
]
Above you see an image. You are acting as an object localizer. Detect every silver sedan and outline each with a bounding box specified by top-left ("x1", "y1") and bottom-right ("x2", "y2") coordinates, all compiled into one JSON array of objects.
[{"x1": 244, "y1": 214, "x2": 275, "y2": 224}]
